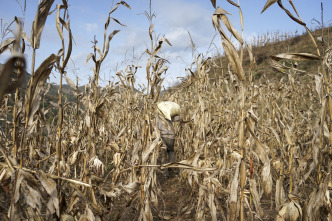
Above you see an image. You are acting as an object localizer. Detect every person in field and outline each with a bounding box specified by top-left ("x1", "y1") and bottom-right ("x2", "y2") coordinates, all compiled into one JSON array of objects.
[{"x1": 156, "y1": 101, "x2": 183, "y2": 166}]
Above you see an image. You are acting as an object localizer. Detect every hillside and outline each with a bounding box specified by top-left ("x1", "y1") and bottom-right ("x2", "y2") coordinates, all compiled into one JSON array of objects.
[{"x1": 165, "y1": 27, "x2": 330, "y2": 96}]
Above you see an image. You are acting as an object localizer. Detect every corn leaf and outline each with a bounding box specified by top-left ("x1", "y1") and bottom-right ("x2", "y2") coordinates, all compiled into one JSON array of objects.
[{"x1": 31, "y1": 0, "x2": 55, "y2": 49}]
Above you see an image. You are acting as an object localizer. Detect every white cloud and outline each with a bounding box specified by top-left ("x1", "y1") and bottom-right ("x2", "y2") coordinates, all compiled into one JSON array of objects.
[
  {"x1": 165, "y1": 27, "x2": 189, "y2": 51},
  {"x1": 112, "y1": 26, "x2": 148, "y2": 56},
  {"x1": 84, "y1": 23, "x2": 99, "y2": 33},
  {"x1": 155, "y1": 0, "x2": 210, "y2": 28}
]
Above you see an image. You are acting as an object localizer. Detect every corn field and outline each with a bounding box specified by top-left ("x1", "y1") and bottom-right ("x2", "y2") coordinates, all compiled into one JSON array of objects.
[{"x1": 0, "y1": 0, "x2": 331, "y2": 220}]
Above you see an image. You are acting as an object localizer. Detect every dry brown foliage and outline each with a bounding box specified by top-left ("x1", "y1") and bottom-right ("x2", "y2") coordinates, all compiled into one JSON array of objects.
[{"x1": 0, "y1": 0, "x2": 331, "y2": 220}]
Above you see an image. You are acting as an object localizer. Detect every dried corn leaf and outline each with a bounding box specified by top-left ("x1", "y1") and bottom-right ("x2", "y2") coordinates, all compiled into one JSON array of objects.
[
  {"x1": 102, "y1": 30, "x2": 120, "y2": 62},
  {"x1": 21, "y1": 30, "x2": 31, "y2": 45},
  {"x1": 227, "y1": 0, "x2": 239, "y2": 7},
  {"x1": 61, "y1": 214, "x2": 75, "y2": 221},
  {"x1": 161, "y1": 162, "x2": 216, "y2": 171},
  {"x1": 288, "y1": 0, "x2": 301, "y2": 18},
  {"x1": 247, "y1": 44, "x2": 254, "y2": 69},
  {"x1": 122, "y1": 182, "x2": 139, "y2": 194},
  {"x1": 229, "y1": 160, "x2": 240, "y2": 220},
  {"x1": 79, "y1": 205, "x2": 95, "y2": 221},
  {"x1": 240, "y1": 160, "x2": 246, "y2": 188},
  {"x1": 22, "y1": 183, "x2": 42, "y2": 211},
  {"x1": 239, "y1": 6, "x2": 243, "y2": 32},
  {"x1": 140, "y1": 198, "x2": 153, "y2": 221},
  {"x1": 271, "y1": 52, "x2": 321, "y2": 61},
  {"x1": 0, "y1": 168, "x2": 11, "y2": 183},
  {"x1": 8, "y1": 205, "x2": 20, "y2": 220},
  {"x1": 276, "y1": 201, "x2": 300, "y2": 221},
  {"x1": 89, "y1": 157, "x2": 105, "y2": 176},
  {"x1": 86, "y1": 53, "x2": 94, "y2": 64},
  {"x1": 210, "y1": 177, "x2": 223, "y2": 190},
  {"x1": 269, "y1": 58, "x2": 289, "y2": 74},
  {"x1": 238, "y1": 120, "x2": 244, "y2": 148},
  {"x1": 320, "y1": 97, "x2": 328, "y2": 134},
  {"x1": 14, "y1": 169, "x2": 24, "y2": 203},
  {"x1": 25, "y1": 206, "x2": 41, "y2": 221},
  {"x1": 268, "y1": 127, "x2": 281, "y2": 145},
  {"x1": 95, "y1": 45, "x2": 103, "y2": 59},
  {"x1": 284, "y1": 129, "x2": 294, "y2": 146},
  {"x1": 109, "y1": 1, "x2": 131, "y2": 15},
  {"x1": 249, "y1": 179, "x2": 263, "y2": 218},
  {"x1": 0, "y1": 38, "x2": 15, "y2": 54},
  {"x1": 149, "y1": 23, "x2": 154, "y2": 40},
  {"x1": 261, "y1": 161, "x2": 272, "y2": 196},
  {"x1": 222, "y1": 40, "x2": 245, "y2": 81},
  {"x1": 25, "y1": 54, "x2": 59, "y2": 128},
  {"x1": 275, "y1": 179, "x2": 285, "y2": 210},
  {"x1": 276, "y1": 1, "x2": 306, "y2": 26},
  {"x1": 261, "y1": 0, "x2": 278, "y2": 13},
  {"x1": 55, "y1": 5, "x2": 64, "y2": 41},
  {"x1": 154, "y1": 37, "x2": 172, "y2": 55},
  {"x1": 64, "y1": 72, "x2": 76, "y2": 90},
  {"x1": 46, "y1": 184, "x2": 59, "y2": 217},
  {"x1": 70, "y1": 151, "x2": 79, "y2": 165},
  {"x1": 212, "y1": 9, "x2": 232, "y2": 44},
  {"x1": 63, "y1": 28, "x2": 72, "y2": 68},
  {"x1": 101, "y1": 187, "x2": 122, "y2": 198},
  {"x1": 31, "y1": 0, "x2": 55, "y2": 49},
  {"x1": 196, "y1": 186, "x2": 205, "y2": 220},
  {"x1": 215, "y1": 8, "x2": 243, "y2": 44},
  {"x1": 208, "y1": 189, "x2": 217, "y2": 221},
  {"x1": 111, "y1": 17, "x2": 126, "y2": 27},
  {"x1": 66, "y1": 193, "x2": 80, "y2": 213},
  {"x1": 245, "y1": 118, "x2": 268, "y2": 163},
  {"x1": 305, "y1": 180, "x2": 328, "y2": 220},
  {"x1": 37, "y1": 170, "x2": 56, "y2": 195},
  {"x1": 315, "y1": 74, "x2": 323, "y2": 103},
  {"x1": 20, "y1": 170, "x2": 40, "y2": 186},
  {"x1": 142, "y1": 139, "x2": 160, "y2": 163},
  {"x1": 210, "y1": 0, "x2": 216, "y2": 8}
]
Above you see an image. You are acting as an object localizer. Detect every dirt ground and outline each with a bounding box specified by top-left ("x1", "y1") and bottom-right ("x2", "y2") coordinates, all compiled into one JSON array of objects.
[
  {"x1": 106, "y1": 169, "x2": 196, "y2": 221},
  {"x1": 0, "y1": 168, "x2": 280, "y2": 220},
  {"x1": 105, "y1": 168, "x2": 279, "y2": 221}
]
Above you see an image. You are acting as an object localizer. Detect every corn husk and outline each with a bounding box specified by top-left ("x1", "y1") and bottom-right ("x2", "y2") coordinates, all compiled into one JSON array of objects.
[{"x1": 275, "y1": 201, "x2": 301, "y2": 221}]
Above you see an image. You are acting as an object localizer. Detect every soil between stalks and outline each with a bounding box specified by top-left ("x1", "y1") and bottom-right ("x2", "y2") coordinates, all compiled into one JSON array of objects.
[{"x1": 106, "y1": 169, "x2": 195, "y2": 221}]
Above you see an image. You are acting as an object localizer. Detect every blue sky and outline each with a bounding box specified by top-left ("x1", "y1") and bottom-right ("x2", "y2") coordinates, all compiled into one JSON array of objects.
[{"x1": 1, "y1": 0, "x2": 331, "y2": 88}]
